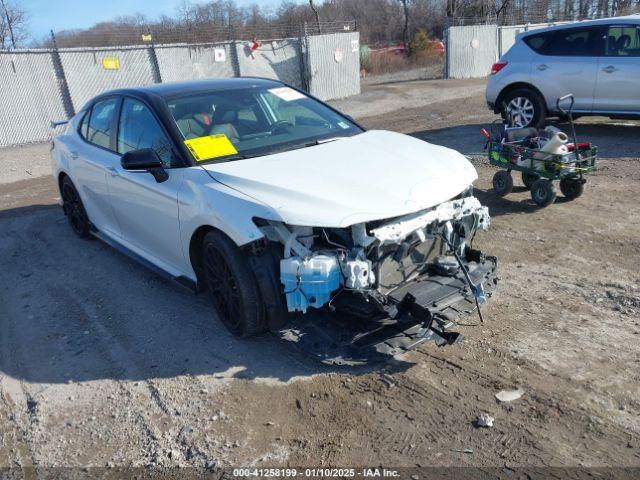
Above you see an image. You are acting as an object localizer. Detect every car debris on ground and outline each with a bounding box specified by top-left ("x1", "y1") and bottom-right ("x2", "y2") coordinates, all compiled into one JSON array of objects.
[
  {"x1": 474, "y1": 413, "x2": 495, "y2": 428},
  {"x1": 495, "y1": 389, "x2": 525, "y2": 403}
]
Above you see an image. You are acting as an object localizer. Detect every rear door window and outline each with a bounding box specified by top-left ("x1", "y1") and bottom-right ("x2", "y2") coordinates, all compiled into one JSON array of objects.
[
  {"x1": 545, "y1": 27, "x2": 603, "y2": 56},
  {"x1": 604, "y1": 25, "x2": 640, "y2": 56},
  {"x1": 86, "y1": 98, "x2": 118, "y2": 149}
]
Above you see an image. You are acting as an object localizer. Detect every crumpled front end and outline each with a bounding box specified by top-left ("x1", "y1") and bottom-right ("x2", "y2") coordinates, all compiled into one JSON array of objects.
[{"x1": 252, "y1": 187, "x2": 497, "y2": 357}]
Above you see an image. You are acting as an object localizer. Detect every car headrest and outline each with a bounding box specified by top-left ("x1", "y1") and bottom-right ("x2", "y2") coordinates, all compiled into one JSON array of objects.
[
  {"x1": 173, "y1": 100, "x2": 211, "y2": 120},
  {"x1": 213, "y1": 104, "x2": 238, "y2": 124},
  {"x1": 617, "y1": 34, "x2": 631, "y2": 50}
]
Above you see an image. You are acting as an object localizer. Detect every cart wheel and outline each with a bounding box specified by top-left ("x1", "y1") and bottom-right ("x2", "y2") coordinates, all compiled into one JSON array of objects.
[
  {"x1": 493, "y1": 171, "x2": 513, "y2": 196},
  {"x1": 560, "y1": 177, "x2": 585, "y2": 200},
  {"x1": 521, "y1": 172, "x2": 539, "y2": 189},
  {"x1": 531, "y1": 179, "x2": 556, "y2": 207}
]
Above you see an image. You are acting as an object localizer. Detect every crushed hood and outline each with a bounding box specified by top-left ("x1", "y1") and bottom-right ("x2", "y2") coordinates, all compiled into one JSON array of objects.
[{"x1": 202, "y1": 130, "x2": 478, "y2": 227}]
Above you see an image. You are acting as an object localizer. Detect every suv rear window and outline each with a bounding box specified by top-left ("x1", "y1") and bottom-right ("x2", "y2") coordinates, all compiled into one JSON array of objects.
[
  {"x1": 523, "y1": 32, "x2": 553, "y2": 53},
  {"x1": 545, "y1": 27, "x2": 602, "y2": 56}
]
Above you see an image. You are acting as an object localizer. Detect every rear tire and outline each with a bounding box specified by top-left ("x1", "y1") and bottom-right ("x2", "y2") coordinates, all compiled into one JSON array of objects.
[
  {"x1": 560, "y1": 177, "x2": 585, "y2": 200},
  {"x1": 531, "y1": 179, "x2": 556, "y2": 207},
  {"x1": 201, "y1": 230, "x2": 266, "y2": 337},
  {"x1": 501, "y1": 88, "x2": 546, "y2": 128},
  {"x1": 493, "y1": 170, "x2": 513, "y2": 196},
  {"x1": 521, "y1": 172, "x2": 539, "y2": 189},
  {"x1": 60, "y1": 176, "x2": 91, "y2": 239}
]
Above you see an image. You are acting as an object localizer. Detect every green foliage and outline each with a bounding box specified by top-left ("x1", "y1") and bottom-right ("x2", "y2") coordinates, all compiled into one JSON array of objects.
[
  {"x1": 409, "y1": 29, "x2": 434, "y2": 57},
  {"x1": 359, "y1": 45, "x2": 372, "y2": 70}
]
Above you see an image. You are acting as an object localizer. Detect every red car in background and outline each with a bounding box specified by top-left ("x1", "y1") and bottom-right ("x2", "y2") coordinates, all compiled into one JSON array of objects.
[{"x1": 370, "y1": 40, "x2": 445, "y2": 56}]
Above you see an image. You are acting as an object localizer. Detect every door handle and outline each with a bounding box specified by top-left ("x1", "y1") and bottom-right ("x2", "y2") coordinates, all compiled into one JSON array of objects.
[
  {"x1": 69, "y1": 150, "x2": 79, "y2": 160},
  {"x1": 537, "y1": 64, "x2": 549, "y2": 71},
  {"x1": 602, "y1": 65, "x2": 617, "y2": 73},
  {"x1": 106, "y1": 166, "x2": 119, "y2": 177}
]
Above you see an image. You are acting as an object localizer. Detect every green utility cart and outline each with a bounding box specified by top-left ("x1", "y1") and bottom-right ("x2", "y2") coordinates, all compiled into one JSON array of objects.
[{"x1": 488, "y1": 94, "x2": 598, "y2": 208}]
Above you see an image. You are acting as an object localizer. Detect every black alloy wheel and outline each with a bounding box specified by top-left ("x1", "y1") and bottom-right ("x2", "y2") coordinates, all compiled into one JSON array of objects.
[
  {"x1": 61, "y1": 177, "x2": 91, "y2": 238},
  {"x1": 201, "y1": 230, "x2": 266, "y2": 337}
]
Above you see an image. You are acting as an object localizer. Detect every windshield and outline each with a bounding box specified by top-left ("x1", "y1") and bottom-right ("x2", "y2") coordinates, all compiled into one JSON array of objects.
[{"x1": 167, "y1": 86, "x2": 363, "y2": 163}]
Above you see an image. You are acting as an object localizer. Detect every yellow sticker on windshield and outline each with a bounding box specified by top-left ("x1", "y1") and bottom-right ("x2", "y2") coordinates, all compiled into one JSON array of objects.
[{"x1": 184, "y1": 134, "x2": 238, "y2": 162}]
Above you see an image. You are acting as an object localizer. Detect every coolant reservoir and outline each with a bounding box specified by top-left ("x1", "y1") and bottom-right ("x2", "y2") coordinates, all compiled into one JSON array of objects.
[{"x1": 280, "y1": 255, "x2": 341, "y2": 313}]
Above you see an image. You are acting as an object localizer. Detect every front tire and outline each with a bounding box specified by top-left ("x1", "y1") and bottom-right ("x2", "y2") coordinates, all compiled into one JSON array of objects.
[
  {"x1": 501, "y1": 88, "x2": 546, "y2": 128},
  {"x1": 201, "y1": 230, "x2": 266, "y2": 337},
  {"x1": 61, "y1": 176, "x2": 91, "y2": 239}
]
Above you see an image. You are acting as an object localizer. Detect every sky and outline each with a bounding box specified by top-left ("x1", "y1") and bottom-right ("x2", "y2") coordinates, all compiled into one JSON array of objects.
[{"x1": 22, "y1": 0, "x2": 308, "y2": 39}]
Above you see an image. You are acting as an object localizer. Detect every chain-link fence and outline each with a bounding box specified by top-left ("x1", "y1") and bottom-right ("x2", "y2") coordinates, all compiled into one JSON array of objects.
[
  {"x1": 446, "y1": 0, "x2": 639, "y2": 26},
  {"x1": 447, "y1": 10, "x2": 620, "y2": 26},
  {"x1": 0, "y1": 22, "x2": 360, "y2": 148},
  {"x1": 46, "y1": 21, "x2": 358, "y2": 48}
]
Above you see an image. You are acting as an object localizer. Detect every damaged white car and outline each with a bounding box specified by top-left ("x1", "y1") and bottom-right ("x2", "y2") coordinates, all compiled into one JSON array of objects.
[{"x1": 51, "y1": 78, "x2": 497, "y2": 358}]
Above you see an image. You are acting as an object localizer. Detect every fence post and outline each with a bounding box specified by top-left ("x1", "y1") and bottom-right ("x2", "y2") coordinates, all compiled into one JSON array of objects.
[
  {"x1": 299, "y1": 23, "x2": 311, "y2": 93},
  {"x1": 444, "y1": 26, "x2": 450, "y2": 79},
  {"x1": 50, "y1": 30, "x2": 75, "y2": 118},
  {"x1": 228, "y1": 25, "x2": 241, "y2": 77},
  {"x1": 146, "y1": 28, "x2": 162, "y2": 84}
]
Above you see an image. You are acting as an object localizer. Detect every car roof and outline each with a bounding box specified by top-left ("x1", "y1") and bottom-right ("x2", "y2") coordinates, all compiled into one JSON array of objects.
[
  {"x1": 520, "y1": 14, "x2": 640, "y2": 36},
  {"x1": 91, "y1": 77, "x2": 286, "y2": 106}
]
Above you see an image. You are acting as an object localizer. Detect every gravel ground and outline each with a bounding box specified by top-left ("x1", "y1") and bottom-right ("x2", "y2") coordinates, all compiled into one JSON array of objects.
[
  {"x1": 1, "y1": 79, "x2": 639, "y2": 471},
  {"x1": 0, "y1": 142, "x2": 52, "y2": 185}
]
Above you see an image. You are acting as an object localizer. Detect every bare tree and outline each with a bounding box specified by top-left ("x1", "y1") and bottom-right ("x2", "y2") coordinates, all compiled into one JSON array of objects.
[
  {"x1": 0, "y1": 0, "x2": 28, "y2": 49},
  {"x1": 494, "y1": 0, "x2": 512, "y2": 23},
  {"x1": 309, "y1": 0, "x2": 321, "y2": 33},
  {"x1": 399, "y1": 0, "x2": 410, "y2": 51}
]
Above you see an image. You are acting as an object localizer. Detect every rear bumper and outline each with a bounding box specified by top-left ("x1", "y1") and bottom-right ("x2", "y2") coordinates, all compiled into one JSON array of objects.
[
  {"x1": 486, "y1": 76, "x2": 505, "y2": 113},
  {"x1": 278, "y1": 256, "x2": 498, "y2": 365}
]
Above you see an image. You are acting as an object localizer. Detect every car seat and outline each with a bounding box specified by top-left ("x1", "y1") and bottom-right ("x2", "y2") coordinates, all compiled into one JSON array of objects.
[
  {"x1": 210, "y1": 104, "x2": 240, "y2": 141},
  {"x1": 616, "y1": 34, "x2": 631, "y2": 54},
  {"x1": 174, "y1": 100, "x2": 214, "y2": 139}
]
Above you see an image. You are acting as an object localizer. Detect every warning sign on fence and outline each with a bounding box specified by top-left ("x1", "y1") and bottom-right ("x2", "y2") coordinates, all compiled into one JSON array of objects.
[{"x1": 101, "y1": 57, "x2": 120, "y2": 70}]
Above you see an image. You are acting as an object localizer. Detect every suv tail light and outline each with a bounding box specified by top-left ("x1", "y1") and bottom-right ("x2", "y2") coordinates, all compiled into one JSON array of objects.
[{"x1": 491, "y1": 61, "x2": 508, "y2": 74}]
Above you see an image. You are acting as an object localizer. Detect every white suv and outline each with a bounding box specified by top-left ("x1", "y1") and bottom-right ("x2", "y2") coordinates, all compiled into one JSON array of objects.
[{"x1": 486, "y1": 15, "x2": 640, "y2": 127}]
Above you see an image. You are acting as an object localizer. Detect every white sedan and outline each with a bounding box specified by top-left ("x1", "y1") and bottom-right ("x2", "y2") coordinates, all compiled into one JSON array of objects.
[{"x1": 51, "y1": 78, "x2": 496, "y2": 352}]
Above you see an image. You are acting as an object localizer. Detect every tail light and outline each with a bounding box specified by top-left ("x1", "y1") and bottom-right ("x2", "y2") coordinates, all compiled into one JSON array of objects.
[{"x1": 491, "y1": 62, "x2": 508, "y2": 74}]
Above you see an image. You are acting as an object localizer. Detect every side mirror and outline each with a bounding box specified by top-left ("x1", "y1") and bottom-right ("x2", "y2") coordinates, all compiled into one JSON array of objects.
[
  {"x1": 121, "y1": 148, "x2": 163, "y2": 170},
  {"x1": 121, "y1": 148, "x2": 168, "y2": 183}
]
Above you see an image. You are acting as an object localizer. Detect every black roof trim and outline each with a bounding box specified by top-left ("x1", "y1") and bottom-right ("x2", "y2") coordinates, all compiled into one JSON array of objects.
[{"x1": 94, "y1": 77, "x2": 285, "y2": 103}]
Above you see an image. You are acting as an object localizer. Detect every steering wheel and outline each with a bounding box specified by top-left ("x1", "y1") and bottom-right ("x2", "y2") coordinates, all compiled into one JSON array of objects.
[{"x1": 270, "y1": 120, "x2": 293, "y2": 135}]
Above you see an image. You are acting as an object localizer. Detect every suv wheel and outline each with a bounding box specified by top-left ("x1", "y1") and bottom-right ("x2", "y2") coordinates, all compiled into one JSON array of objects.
[
  {"x1": 502, "y1": 88, "x2": 546, "y2": 128},
  {"x1": 201, "y1": 230, "x2": 266, "y2": 337}
]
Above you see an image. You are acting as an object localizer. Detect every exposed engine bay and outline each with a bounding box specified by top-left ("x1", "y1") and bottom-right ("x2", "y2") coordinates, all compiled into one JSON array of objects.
[{"x1": 251, "y1": 187, "x2": 497, "y2": 361}]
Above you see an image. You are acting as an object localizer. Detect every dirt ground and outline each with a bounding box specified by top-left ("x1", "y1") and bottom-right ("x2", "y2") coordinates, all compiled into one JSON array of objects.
[{"x1": 0, "y1": 79, "x2": 639, "y2": 472}]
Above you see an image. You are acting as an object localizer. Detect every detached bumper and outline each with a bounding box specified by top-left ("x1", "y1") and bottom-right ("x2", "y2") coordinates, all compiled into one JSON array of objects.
[{"x1": 278, "y1": 256, "x2": 498, "y2": 365}]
